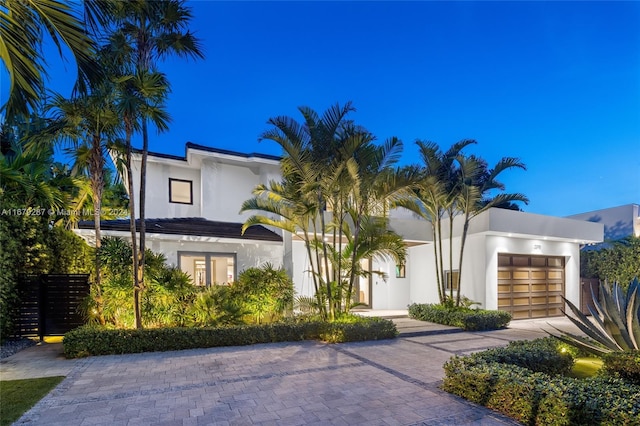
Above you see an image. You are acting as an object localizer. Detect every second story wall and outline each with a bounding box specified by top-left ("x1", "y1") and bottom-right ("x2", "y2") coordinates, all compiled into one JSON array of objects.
[{"x1": 129, "y1": 144, "x2": 282, "y2": 223}]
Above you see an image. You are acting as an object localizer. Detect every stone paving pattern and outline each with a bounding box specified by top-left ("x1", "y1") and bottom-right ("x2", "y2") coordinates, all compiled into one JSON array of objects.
[{"x1": 1, "y1": 317, "x2": 580, "y2": 425}]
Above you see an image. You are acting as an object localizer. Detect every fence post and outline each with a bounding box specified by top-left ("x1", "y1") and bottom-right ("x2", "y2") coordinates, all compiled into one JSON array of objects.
[{"x1": 38, "y1": 275, "x2": 45, "y2": 342}]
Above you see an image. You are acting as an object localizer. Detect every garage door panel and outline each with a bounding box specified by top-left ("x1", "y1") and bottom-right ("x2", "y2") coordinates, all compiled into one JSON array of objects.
[
  {"x1": 497, "y1": 254, "x2": 565, "y2": 319},
  {"x1": 531, "y1": 271, "x2": 546, "y2": 279}
]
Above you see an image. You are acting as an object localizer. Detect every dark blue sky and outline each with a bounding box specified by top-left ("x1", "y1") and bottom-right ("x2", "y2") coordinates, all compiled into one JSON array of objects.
[{"x1": 4, "y1": 1, "x2": 640, "y2": 217}]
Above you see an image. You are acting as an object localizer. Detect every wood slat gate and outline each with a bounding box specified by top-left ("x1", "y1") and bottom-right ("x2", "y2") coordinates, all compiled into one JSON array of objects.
[{"x1": 14, "y1": 274, "x2": 90, "y2": 340}]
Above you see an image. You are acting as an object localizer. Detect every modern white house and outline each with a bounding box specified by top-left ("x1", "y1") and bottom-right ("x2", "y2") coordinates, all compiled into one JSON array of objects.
[
  {"x1": 566, "y1": 203, "x2": 639, "y2": 241},
  {"x1": 77, "y1": 142, "x2": 604, "y2": 319}
]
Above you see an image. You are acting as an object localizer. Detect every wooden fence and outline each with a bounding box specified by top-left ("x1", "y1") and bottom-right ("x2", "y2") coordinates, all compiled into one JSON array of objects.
[{"x1": 13, "y1": 274, "x2": 90, "y2": 340}]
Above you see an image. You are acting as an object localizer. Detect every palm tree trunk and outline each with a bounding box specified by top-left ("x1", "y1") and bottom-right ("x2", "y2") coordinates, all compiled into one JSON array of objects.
[
  {"x1": 456, "y1": 215, "x2": 471, "y2": 306},
  {"x1": 138, "y1": 118, "x2": 148, "y2": 302},
  {"x1": 89, "y1": 137, "x2": 105, "y2": 325},
  {"x1": 125, "y1": 127, "x2": 142, "y2": 329},
  {"x1": 448, "y1": 206, "x2": 455, "y2": 303}
]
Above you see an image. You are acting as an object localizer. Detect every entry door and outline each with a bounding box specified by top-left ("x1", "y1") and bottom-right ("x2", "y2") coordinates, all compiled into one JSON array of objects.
[{"x1": 497, "y1": 254, "x2": 565, "y2": 319}]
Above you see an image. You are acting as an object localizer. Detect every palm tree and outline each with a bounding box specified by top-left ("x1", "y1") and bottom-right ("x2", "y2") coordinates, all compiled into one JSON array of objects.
[
  {"x1": 242, "y1": 103, "x2": 410, "y2": 319},
  {"x1": 399, "y1": 140, "x2": 475, "y2": 303},
  {"x1": 453, "y1": 154, "x2": 528, "y2": 305},
  {"x1": 105, "y1": 0, "x2": 203, "y2": 328},
  {"x1": 113, "y1": 69, "x2": 170, "y2": 328},
  {"x1": 0, "y1": 0, "x2": 108, "y2": 119}
]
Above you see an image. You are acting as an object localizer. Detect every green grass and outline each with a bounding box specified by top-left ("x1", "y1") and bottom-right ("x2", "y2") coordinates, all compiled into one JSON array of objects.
[
  {"x1": 0, "y1": 376, "x2": 64, "y2": 426},
  {"x1": 569, "y1": 357, "x2": 603, "y2": 379}
]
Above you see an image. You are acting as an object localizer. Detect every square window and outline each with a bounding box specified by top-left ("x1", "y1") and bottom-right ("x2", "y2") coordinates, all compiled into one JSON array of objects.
[{"x1": 169, "y1": 179, "x2": 192, "y2": 204}]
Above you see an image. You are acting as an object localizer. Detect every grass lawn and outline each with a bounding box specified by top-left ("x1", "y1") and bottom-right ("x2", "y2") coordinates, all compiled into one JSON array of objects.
[
  {"x1": 0, "y1": 376, "x2": 64, "y2": 426},
  {"x1": 569, "y1": 357, "x2": 603, "y2": 379}
]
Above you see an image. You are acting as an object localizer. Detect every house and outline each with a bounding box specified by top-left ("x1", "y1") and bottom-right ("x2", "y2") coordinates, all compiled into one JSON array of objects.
[
  {"x1": 76, "y1": 142, "x2": 604, "y2": 319},
  {"x1": 566, "y1": 203, "x2": 639, "y2": 241}
]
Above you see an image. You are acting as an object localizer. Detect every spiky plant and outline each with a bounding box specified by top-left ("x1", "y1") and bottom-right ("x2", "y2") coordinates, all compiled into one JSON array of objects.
[{"x1": 549, "y1": 279, "x2": 640, "y2": 356}]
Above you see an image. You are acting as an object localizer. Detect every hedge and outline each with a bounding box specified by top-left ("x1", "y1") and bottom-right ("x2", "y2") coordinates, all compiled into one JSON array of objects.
[
  {"x1": 63, "y1": 317, "x2": 398, "y2": 358},
  {"x1": 442, "y1": 339, "x2": 640, "y2": 425},
  {"x1": 471, "y1": 337, "x2": 574, "y2": 376},
  {"x1": 408, "y1": 303, "x2": 511, "y2": 331},
  {"x1": 602, "y1": 350, "x2": 640, "y2": 385},
  {"x1": 443, "y1": 357, "x2": 640, "y2": 425}
]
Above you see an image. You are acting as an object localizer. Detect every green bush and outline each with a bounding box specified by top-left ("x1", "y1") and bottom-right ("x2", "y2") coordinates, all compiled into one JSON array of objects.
[
  {"x1": 472, "y1": 338, "x2": 574, "y2": 376},
  {"x1": 602, "y1": 351, "x2": 640, "y2": 385},
  {"x1": 443, "y1": 356, "x2": 640, "y2": 425},
  {"x1": 408, "y1": 303, "x2": 511, "y2": 331},
  {"x1": 62, "y1": 317, "x2": 397, "y2": 358},
  {"x1": 233, "y1": 263, "x2": 294, "y2": 324}
]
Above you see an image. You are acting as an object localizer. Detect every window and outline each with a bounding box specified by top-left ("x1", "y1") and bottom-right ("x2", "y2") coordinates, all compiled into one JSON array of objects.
[
  {"x1": 178, "y1": 252, "x2": 236, "y2": 286},
  {"x1": 445, "y1": 270, "x2": 459, "y2": 291},
  {"x1": 395, "y1": 263, "x2": 406, "y2": 278},
  {"x1": 169, "y1": 178, "x2": 192, "y2": 204}
]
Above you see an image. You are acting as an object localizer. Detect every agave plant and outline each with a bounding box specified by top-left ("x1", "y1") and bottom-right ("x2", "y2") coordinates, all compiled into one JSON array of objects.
[{"x1": 549, "y1": 278, "x2": 640, "y2": 356}]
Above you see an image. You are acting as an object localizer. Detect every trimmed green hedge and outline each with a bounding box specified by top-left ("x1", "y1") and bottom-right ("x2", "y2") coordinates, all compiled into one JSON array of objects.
[
  {"x1": 472, "y1": 337, "x2": 574, "y2": 376},
  {"x1": 408, "y1": 303, "x2": 511, "y2": 331},
  {"x1": 602, "y1": 350, "x2": 640, "y2": 385},
  {"x1": 443, "y1": 357, "x2": 640, "y2": 425},
  {"x1": 63, "y1": 317, "x2": 398, "y2": 358},
  {"x1": 442, "y1": 339, "x2": 640, "y2": 425}
]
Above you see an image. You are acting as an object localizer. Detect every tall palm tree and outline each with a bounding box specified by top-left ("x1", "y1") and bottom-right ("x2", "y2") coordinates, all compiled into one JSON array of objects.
[
  {"x1": 243, "y1": 103, "x2": 410, "y2": 319},
  {"x1": 453, "y1": 154, "x2": 528, "y2": 305},
  {"x1": 105, "y1": 0, "x2": 202, "y2": 328},
  {"x1": 399, "y1": 140, "x2": 475, "y2": 303},
  {"x1": 113, "y1": 69, "x2": 170, "y2": 328},
  {"x1": 0, "y1": 0, "x2": 108, "y2": 119}
]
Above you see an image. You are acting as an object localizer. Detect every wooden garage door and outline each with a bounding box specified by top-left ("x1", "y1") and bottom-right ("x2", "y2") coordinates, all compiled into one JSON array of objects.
[{"x1": 498, "y1": 254, "x2": 565, "y2": 319}]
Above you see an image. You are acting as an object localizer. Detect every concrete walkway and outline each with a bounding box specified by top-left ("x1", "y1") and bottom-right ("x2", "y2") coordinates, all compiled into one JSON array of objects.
[{"x1": 1, "y1": 318, "x2": 579, "y2": 426}]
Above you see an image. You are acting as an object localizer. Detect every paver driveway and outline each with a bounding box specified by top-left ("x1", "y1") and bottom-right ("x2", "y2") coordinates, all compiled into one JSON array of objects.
[{"x1": 6, "y1": 319, "x2": 573, "y2": 425}]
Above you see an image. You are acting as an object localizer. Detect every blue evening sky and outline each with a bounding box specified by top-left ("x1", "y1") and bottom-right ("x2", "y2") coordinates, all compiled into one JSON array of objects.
[{"x1": 4, "y1": 1, "x2": 640, "y2": 217}]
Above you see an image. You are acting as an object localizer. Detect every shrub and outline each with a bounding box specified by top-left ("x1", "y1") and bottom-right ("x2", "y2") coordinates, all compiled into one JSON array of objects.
[
  {"x1": 443, "y1": 356, "x2": 640, "y2": 425},
  {"x1": 62, "y1": 317, "x2": 397, "y2": 358},
  {"x1": 233, "y1": 264, "x2": 294, "y2": 324},
  {"x1": 602, "y1": 350, "x2": 640, "y2": 385},
  {"x1": 472, "y1": 337, "x2": 574, "y2": 376},
  {"x1": 408, "y1": 303, "x2": 511, "y2": 331}
]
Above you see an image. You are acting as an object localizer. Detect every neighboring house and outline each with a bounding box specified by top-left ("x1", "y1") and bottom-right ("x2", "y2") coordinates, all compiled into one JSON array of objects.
[
  {"x1": 566, "y1": 204, "x2": 639, "y2": 241},
  {"x1": 76, "y1": 142, "x2": 603, "y2": 319}
]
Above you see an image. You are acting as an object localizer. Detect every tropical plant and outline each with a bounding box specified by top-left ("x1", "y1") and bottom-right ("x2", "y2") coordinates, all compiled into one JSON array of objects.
[
  {"x1": 397, "y1": 140, "x2": 474, "y2": 303},
  {"x1": 242, "y1": 102, "x2": 411, "y2": 320},
  {"x1": 582, "y1": 236, "x2": 640, "y2": 291},
  {"x1": 549, "y1": 279, "x2": 640, "y2": 356},
  {"x1": 0, "y1": 0, "x2": 106, "y2": 119},
  {"x1": 233, "y1": 263, "x2": 294, "y2": 324},
  {"x1": 453, "y1": 154, "x2": 527, "y2": 305},
  {"x1": 104, "y1": 0, "x2": 203, "y2": 329}
]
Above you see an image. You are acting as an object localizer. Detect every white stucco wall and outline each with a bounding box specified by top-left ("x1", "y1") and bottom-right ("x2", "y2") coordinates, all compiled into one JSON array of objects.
[{"x1": 132, "y1": 160, "x2": 202, "y2": 218}]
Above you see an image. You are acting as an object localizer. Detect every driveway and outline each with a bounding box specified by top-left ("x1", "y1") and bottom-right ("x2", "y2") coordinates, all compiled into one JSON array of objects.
[{"x1": 3, "y1": 318, "x2": 576, "y2": 425}]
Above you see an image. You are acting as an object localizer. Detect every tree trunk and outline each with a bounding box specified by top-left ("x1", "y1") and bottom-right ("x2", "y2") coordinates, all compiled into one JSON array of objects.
[
  {"x1": 89, "y1": 137, "x2": 105, "y2": 325},
  {"x1": 125, "y1": 127, "x2": 142, "y2": 329},
  {"x1": 138, "y1": 118, "x2": 148, "y2": 305}
]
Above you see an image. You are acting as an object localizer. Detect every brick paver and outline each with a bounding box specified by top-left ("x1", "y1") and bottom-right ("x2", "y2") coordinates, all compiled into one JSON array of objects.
[{"x1": 2, "y1": 318, "x2": 580, "y2": 425}]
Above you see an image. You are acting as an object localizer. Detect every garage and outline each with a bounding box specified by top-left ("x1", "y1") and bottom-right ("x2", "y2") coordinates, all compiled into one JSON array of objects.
[{"x1": 497, "y1": 254, "x2": 565, "y2": 319}]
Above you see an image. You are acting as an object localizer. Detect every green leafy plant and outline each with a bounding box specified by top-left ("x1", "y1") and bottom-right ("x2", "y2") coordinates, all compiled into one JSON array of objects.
[
  {"x1": 408, "y1": 303, "x2": 511, "y2": 331},
  {"x1": 602, "y1": 350, "x2": 640, "y2": 385},
  {"x1": 549, "y1": 279, "x2": 640, "y2": 356},
  {"x1": 62, "y1": 317, "x2": 397, "y2": 358},
  {"x1": 233, "y1": 263, "x2": 294, "y2": 324},
  {"x1": 443, "y1": 354, "x2": 640, "y2": 425}
]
